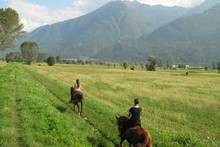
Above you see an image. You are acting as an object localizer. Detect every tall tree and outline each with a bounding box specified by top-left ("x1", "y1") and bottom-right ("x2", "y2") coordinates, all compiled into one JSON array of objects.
[
  {"x1": 0, "y1": 8, "x2": 24, "y2": 55},
  {"x1": 146, "y1": 56, "x2": 157, "y2": 71},
  {"x1": 166, "y1": 60, "x2": 170, "y2": 69},
  {"x1": 56, "y1": 56, "x2": 61, "y2": 63},
  {"x1": 20, "y1": 41, "x2": 39, "y2": 64},
  {"x1": 123, "y1": 61, "x2": 128, "y2": 69},
  {"x1": 217, "y1": 62, "x2": 220, "y2": 72}
]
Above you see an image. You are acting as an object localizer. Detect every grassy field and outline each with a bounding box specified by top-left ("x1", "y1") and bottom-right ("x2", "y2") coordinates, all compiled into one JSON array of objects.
[
  {"x1": 0, "y1": 63, "x2": 220, "y2": 146},
  {"x1": 0, "y1": 61, "x2": 6, "y2": 68}
]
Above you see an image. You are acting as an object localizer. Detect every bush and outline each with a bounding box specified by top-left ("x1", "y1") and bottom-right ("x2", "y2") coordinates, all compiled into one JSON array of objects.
[
  {"x1": 140, "y1": 63, "x2": 144, "y2": 69},
  {"x1": 5, "y1": 52, "x2": 22, "y2": 63},
  {"x1": 146, "y1": 64, "x2": 156, "y2": 71},
  {"x1": 204, "y1": 66, "x2": 208, "y2": 71},
  {"x1": 130, "y1": 65, "x2": 135, "y2": 70},
  {"x1": 46, "y1": 56, "x2": 56, "y2": 66}
]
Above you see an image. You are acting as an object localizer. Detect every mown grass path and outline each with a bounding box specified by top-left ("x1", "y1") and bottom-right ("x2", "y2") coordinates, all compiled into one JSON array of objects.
[
  {"x1": 0, "y1": 61, "x2": 6, "y2": 68},
  {"x1": 11, "y1": 71, "x2": 23, "y2": 147},
  {"x1": 1, "y1": 64, "x2": 115, "y2": 146},
  {"x1": 0, "y1": 63, "x2": 23, "y2": 146}
]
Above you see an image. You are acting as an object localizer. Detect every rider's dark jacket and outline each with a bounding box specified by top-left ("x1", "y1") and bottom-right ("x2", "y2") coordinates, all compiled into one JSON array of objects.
[{"x1": 129, "y1": 105, "x2": 142, "y2": 127}]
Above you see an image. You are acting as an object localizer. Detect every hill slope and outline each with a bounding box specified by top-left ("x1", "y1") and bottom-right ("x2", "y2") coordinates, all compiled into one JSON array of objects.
[
  {"x1": 187, "y1": 0, "x2": 220, "y2": 15},
  {"x1": 106, "y1": 4, "x2": 220, "y2": 64},
  {"x1": 26, "y1": 1, "x2": 188, "y2": 58}
]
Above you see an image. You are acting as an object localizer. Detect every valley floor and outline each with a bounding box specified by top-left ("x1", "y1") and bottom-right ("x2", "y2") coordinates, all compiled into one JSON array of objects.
[{"x1": 0, "y1": 63, "x2": 220, "y2": 146}]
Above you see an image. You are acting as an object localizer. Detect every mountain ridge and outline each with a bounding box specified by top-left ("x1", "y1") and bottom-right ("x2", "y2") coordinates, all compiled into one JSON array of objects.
[
  {"x1": 107, "y1": 3, "x2": 220, "y2": 64},
  {"x1": 25, "y1": 0, "x2": 189, "y2": 58}
]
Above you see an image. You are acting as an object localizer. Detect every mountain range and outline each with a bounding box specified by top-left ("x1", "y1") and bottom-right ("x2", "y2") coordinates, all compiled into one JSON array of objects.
[{"x1": 25, "y1": 0, "x2": 220, "y2": 64}]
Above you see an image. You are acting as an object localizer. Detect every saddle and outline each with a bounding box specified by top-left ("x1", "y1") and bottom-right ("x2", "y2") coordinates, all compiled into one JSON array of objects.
[
  {"x1": 129, "y1": 125, "x2": 141, "y2": 130},
  {"x1": 70, "y1": 87, "x2": 83, "y2": 103}
]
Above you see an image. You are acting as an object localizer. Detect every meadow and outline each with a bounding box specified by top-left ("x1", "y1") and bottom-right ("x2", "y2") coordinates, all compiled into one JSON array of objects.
[
  {"x1": 0, "y1": 61, "x2": 6, "y2": 68},
  {"x1": 0, "y1": 63, "x2": 219, "y2": 146}
]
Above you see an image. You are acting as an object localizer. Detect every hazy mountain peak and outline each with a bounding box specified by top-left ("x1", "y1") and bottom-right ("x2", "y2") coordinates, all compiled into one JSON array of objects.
[
  {"x1": 114, "y1": 3, "x2": 220, "y2": 63},
  {"x1": 26, "y1": 0, "x2": 189, "y2": 61},
  {"x1": 187, "y1": 0, "x2": 220, "y2": 15}
]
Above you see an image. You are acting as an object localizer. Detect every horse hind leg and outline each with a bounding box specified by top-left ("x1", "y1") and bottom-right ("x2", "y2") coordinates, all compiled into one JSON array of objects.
[
  {"x1": 120, "y1": 138, "x2": 125, "y2": 147},
  {"x1": 73, "y1": 104, "x2": 76, "y2": 112},
  {"x1": 80, "y1": 101, "x2": 83, "y2": 115},
  {"x1": 76, "y1": 103, "x2": 80, "y2": 115}
]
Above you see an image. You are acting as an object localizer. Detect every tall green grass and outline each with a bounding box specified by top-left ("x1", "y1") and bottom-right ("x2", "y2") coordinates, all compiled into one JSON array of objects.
[
  {"x1": 0, "y1": 64, "x2": 18, "y2": 146},
  {"x1": 0, "y1": 61, "x2": 6, "y2": 68},
  {"x1": 1, "y1": 63, "x2": 219, "y2": 146},
  {"x1": 0, "y1": 64, "x2": 114, "y2": 146},
  {"x1": 29, "y1": 64, "x2": 220, "y2": 146}
]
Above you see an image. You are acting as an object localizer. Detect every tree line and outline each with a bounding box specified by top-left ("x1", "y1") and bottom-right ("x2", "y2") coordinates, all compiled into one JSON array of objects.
[
  {"x1": 0, "y1": 8, "x2": 56, "y2": 66},
  {"x1": 5, "y1": 41, "x2": 57, "y2": 66}
]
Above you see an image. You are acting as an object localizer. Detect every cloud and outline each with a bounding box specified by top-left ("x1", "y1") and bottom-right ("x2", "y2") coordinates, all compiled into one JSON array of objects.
[
  {"x1": 138, "y1": 0, "x2": 205, "y2": 7},
  {"x1": 7, "y1": 0, "x2": 83, "y2": 31},
  {"x1": 7, "y1": 0, "x2": 205, "y2": 31}
]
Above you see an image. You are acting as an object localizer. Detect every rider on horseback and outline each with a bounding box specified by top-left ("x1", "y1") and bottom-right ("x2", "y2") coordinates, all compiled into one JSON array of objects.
[
  {"x1": 116, "y1": 103, "x2": 152, "y2": 147},
  {"x1": 127, "y1": 98, "x2": 142, "y2": 127},
  {"x1": 74, "y1": 79, "x2": 81, "y2": 92},
  {"x1": 70, "y1": 79, "x2": 82, "y2": 103}
]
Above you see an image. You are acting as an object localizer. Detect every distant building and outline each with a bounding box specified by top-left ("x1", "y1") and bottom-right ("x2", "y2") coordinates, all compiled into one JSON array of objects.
[
  {"x1": 172, "y1": 64, "x2": 178, "y2": 69},
  {"x1": 172, "y1": 64, "x2": 202, "y2": 70},
  {"x1": 188, "y1": 66, "x2": 205, "y2": 70},
  {"x1": 62, "y1": 58, "x2": 78, "y2": 62},
  {"x1": 185, "y1": 65, "x2": 190, "y2": 69}
]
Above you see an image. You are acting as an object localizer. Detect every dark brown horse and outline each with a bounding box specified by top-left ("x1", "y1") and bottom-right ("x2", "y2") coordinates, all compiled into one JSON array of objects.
[
  {"x1": 116, "y1": 116, "x2": 152, "y2": 147},
  {"x1": 70, "y1": 87, "x2": 83, "y2": 115}
]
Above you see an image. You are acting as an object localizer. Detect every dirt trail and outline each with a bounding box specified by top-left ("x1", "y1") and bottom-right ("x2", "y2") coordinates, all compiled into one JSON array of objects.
[{"x1": 10, "y1": 72, "x2": 23, "y2": 147}]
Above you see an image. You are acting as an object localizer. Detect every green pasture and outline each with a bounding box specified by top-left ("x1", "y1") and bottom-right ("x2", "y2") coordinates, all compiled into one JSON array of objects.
[
  {"x1": 0, "y1": 61, "x2": 6, "y2": 68},
  {"x1": 0, "y1": 63, "x2": 220, "y2": 146}
]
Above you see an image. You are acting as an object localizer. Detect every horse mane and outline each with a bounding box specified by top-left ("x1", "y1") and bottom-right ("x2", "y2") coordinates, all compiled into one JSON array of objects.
[
  {"x1": 118, "y1": 116, "x2": 129, "y2": 121},
  {"x1": 118, "y1": 116, "x2": 129, "y2": 128}
]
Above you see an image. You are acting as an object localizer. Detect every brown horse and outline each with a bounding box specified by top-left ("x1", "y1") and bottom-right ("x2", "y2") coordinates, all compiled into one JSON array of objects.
[
  {"x1": 70, "y1": 87, "x2": 83, "y2": 115},
  {"x1": 115, "y1": 116, "x2": 152, "y2": 147}
]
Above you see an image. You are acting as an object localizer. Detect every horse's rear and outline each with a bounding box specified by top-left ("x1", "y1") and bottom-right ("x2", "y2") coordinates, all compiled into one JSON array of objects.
[
  {"x1": 72, "y1": 91, "x2": 84, "y2": 115},
  {"x1": 73, "y1": 91, "x2": 83, "y2": 103},
  {"x1": 126, "y1": 126, "x2": 152, "y2": 147},
  {"x1": 116, "y1": 116, "x2": 152, "y2": 147},
  {"x1": 141, "y1": 127, "x2": 152, "y2": 147}
]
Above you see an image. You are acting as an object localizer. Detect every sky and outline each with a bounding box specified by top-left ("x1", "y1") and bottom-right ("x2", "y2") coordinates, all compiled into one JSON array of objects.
[{"x1": 0, "y1": 0, "x2": 205, "y2": 32}]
